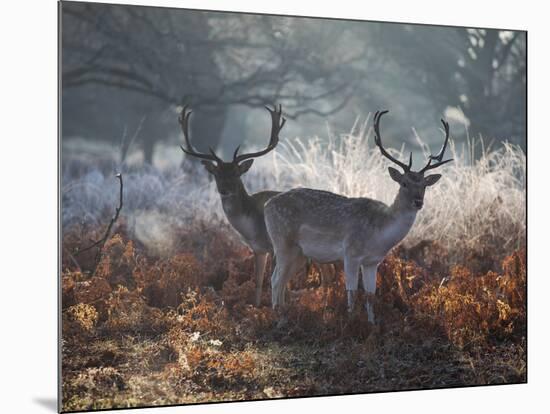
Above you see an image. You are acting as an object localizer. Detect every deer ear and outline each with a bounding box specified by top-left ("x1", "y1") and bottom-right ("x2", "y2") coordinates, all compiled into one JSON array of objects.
[
  {"x1": 201, "y1": 160, "x2": 217, "y2": 175},
  {"x1": 238, "y1": 159, "x2": 254, "y2": 175},
  {"x1": 388, "y1": 167, "x2": 403, "y2": 183},
  {"x1": 424, "y1": 174, "x2": 442, "y2": 186}
]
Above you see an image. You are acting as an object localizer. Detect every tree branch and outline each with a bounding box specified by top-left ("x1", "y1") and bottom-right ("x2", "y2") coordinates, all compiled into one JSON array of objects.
[{"x1": 74, "y1": 174, "x2": 124, "y2": 275}]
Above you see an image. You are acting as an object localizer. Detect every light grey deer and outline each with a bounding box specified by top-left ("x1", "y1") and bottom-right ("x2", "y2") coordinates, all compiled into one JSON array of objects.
[
  {"x1": 264, "y1": 110, "x2": 453, "y2": 323},
  {"x1": 179, "y1": 105, "x2": 286, "y2": 306}
]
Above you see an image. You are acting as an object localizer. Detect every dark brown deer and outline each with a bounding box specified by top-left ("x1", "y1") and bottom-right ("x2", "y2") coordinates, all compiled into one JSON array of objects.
[
  {"x1": 179, "y1": 105, "x2": 286, "y2": 306},
  {"x1": 264, "y1": 110, "x2": 452, "y2": 323}
]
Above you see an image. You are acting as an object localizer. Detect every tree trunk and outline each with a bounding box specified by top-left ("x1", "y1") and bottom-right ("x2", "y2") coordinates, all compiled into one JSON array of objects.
[{"x1": 142, "y1": 136, "x2": 155, "y2": 165}]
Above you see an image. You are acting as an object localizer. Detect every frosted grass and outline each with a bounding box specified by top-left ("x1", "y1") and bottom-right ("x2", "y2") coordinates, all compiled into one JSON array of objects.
[{"x1": 62, "y1": 115, "x2": 525, "y2": 257}]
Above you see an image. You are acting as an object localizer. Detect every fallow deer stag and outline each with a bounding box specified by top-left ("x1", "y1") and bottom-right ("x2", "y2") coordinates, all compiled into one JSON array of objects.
[
  {"x1": 179, "y1": 105, "x2": 285, "y2": 306},
  {"x1": 264, "y1": 110, "x2": 453, "y2": 323}
]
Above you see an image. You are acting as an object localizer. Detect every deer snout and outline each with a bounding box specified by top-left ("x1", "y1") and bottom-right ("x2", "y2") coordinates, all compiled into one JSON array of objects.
[{"x1": 412, "y1": 198, "x2": 423, "y2": 209}]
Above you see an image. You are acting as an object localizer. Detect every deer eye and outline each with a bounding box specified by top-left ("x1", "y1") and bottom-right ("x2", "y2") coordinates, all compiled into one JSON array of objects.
[{"x1": 402, "y1": 182, "x2": 408, "y2": 188}]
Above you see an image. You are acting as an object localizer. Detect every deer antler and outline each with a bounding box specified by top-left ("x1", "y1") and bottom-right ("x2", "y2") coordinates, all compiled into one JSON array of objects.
[
  {"x1": 179, "y1": 106, "x2": 223, "y2": 164},
  {"x1": 418, "y1": 119, "x2": 453, "y2": 173},
  {"x1": 233, "y1": 104, "x2": 286, "y2": 164},
  {"x1": 373, "y1": 110, "x2": 413, "y2": 172}
]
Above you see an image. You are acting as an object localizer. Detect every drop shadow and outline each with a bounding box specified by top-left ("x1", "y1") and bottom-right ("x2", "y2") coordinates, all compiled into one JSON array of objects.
[{"x1": 33, "y1": 397, "x2": 58, "y2": 412}]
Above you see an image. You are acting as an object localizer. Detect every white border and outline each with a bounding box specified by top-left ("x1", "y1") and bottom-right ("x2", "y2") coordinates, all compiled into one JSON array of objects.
[{"x1": 2, "y1": 1, "x2": 546, "y2": 413}]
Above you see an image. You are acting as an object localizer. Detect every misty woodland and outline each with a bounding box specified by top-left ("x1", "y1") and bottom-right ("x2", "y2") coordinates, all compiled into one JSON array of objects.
[{"x1": 60, "y1": 2, "x2": 526, "y2": 412}]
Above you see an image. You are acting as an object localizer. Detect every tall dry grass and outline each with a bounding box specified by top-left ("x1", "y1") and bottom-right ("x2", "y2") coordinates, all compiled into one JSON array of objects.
[
  {"x1": 62, "y1": 115, "x2": 525, "y2": 261},
  {"x1": 260, "y1": 115, "x2": 525, "y2": 257}
]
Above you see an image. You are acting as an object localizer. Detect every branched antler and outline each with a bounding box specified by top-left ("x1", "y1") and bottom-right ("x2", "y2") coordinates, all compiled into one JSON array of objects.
[
  {"x1": 74, "y1": 173, "x2": 124, "y2": 275},
  {"x1": 373, "y1": 110, "x2": 412, "y2": 172},
  {"x1": 373, "y1": 111, "x2": 453, "y2": 174},
  {"x1": 419, "y1": 119, "x2": 453, "y2": 173},
  {"x1": 179, "y1": 105, "x2": 223, "y2": 164},
  {"x1": 233, "y1": 104, "x2": 285, "y2": 163}
]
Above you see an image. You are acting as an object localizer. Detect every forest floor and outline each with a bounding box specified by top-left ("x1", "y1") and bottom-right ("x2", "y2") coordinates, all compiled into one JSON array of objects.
[{"x1": 61, "y1": 222, "x2": 526, "y2": 412}]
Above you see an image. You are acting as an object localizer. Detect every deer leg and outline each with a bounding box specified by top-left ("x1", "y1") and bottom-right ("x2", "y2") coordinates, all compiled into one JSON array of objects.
[
  {"x1": 344, "y1": 257, "x2": 361, "y2": 313},
  {"x1": 254, "y1": 252, "x2": 268, "y2": 307},
  {"x1": 361, "y1": 265, "x2": 378, "y2": 324},
  {"x1": 271, "y1": 248, "x2": 303, "y2": 309},
  {"x1": 271, "y1": 261, "x2": 281, "y2": 309},
  {"x1": 283, "y1": 254, "x2": 306, "y2": 305},
  {"x1": 271, "y1": 257, "x2": 290, "y2": 309}
]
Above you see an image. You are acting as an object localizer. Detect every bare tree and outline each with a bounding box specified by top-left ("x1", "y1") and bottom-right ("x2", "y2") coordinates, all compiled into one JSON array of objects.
[
  {"x1": 364, "y1": 24, "x2": 526, "y2": 146},
  {"x1": 61, "y1": 3, "x2": 362, "y2": 163}
]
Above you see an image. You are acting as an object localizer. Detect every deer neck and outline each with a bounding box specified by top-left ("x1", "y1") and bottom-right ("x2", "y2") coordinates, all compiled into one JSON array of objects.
[
  {"x1": 219, "y1": 179, "x2": 252, "y2": 218},
  {"x1": 219, "y1": 179, "x2": 265, "y2": 248},
  {"x1": 383, "y1": 189, "x2": 418, "y2": 245}
]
